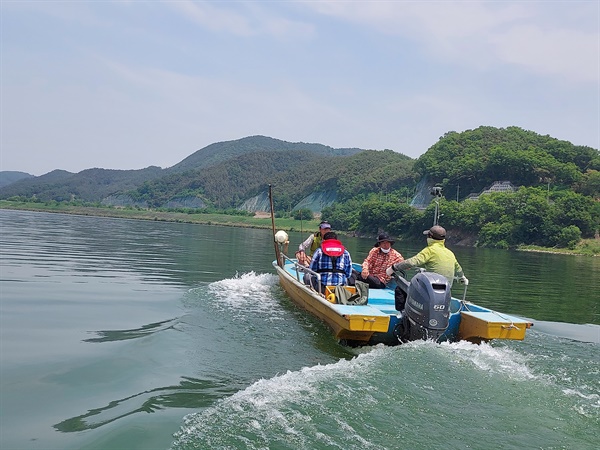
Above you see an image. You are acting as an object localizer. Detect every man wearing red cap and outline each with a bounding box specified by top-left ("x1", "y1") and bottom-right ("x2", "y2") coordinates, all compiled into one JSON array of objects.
[{"x1": 307, "y1": 231, "x2": 353, "y2": 292}]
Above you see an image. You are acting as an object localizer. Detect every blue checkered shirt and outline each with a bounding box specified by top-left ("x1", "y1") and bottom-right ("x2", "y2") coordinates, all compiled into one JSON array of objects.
[{"x1": 309, "y1": 248, "x2": 353, "y2": 286}]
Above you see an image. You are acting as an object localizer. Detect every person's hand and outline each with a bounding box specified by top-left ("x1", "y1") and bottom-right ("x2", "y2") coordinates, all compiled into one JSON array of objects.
[
  {"x1": 385, "y1": 266, "x2": 395, "y2": 276},
  {"x1": 361, "y1": 268, "x2": 369, "y2": 278},
  {"x1": 296, "y1": 250, "x2": 309, "y2": 267},
  {"x1": 459, "y1": 275, "x2": 469, "y2": 286}
]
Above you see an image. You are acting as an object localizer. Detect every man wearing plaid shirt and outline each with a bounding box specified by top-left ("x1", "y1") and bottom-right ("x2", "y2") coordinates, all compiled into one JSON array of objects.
[
  {"x1": 355, "y1": 233, "x2": 404, "y2": 289},
  {"x1": 308, "y1": 232, "x2": 353, "y2": 291}
]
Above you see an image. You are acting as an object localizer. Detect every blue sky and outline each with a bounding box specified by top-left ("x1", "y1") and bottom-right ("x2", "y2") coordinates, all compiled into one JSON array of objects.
[{"x1": 2, "y1": 1, "x2": 598, "y2": 176}]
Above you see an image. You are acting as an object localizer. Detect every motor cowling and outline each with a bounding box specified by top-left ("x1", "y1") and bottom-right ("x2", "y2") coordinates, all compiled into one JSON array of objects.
[{"x1": 404, "y1": 272, "x2": 451, "y2": 341}]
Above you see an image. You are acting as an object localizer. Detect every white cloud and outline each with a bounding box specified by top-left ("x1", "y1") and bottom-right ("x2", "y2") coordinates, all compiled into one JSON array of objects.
[
  {"x1": 302, "y1": 1, "x2": 599, "y2": 83},
  {"x1": 493, "y1": 25, "x2": 599, "y2": 83},
  {"x1": 167, "y1": 0, "x2": 315, "y2": 38}
]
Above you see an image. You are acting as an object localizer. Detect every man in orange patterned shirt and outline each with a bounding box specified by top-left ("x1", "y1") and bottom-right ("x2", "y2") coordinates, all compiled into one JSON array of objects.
[{"x1": 355, "y1": 233, "x2": 404, "y2": 289}]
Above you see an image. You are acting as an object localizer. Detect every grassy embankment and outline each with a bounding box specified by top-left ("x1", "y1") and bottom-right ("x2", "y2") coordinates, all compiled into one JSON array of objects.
[
  {"x1": 2, "y1": 200, "x2": 598, "y2": 255},
  {"x1": 0, "y1": 200, "x2": 319, "y2": 233},
  {"x1": 517, "y1": 243, "x2": 600, "y2": 256}
]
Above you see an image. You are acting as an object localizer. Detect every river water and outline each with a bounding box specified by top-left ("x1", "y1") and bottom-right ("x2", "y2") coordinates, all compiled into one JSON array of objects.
[{"x1": 1, "y1": 209, "x2": 598, "y2": 450}]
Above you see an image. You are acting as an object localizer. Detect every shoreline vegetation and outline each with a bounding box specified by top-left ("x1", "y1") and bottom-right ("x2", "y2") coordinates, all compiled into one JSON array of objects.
[{"x1": 1, "y1": 200, "x2": 598, "y2": 256}]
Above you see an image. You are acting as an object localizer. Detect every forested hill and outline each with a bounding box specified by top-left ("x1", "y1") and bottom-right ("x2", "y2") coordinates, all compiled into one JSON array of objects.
[
  {"x1": 0, "y1": 171, "x2": 34, "y2": 188},
  {"x1": 0, "y1": 136, "x2": 377, "y2": 204},
  {"x1": 320, "y1": 126, "x2": 599, "y2": 250},
  {"x1": 126, "y1": 149, "x2": 415, "y2": 210},
  {"x1": 415, "y1": 126, "x2": 600, "y2": 199},
  {"x1": 0, "y1": 167, "x2": 165, "y2": 203},
  {"x1": 168, "y1": 135, "x2": 363, "y2": 173}
]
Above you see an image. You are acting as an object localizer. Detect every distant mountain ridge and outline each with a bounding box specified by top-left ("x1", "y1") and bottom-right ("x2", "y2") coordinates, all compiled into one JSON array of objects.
[
  {"x1": 168, "y1": 135, "x2": 363, "y2": 173},
  {"x1": 0, "y1": 167, "x2": 165, "y2": 203},
  {"x1": 2, "y1": 129, "x2": 597, "y2": 215},
  {"x1": 0, "y1": 136, "x2": 379, "y2": 210},
  {"x1": 0, "y1": 171, "x2": 34, "y2": 188}
]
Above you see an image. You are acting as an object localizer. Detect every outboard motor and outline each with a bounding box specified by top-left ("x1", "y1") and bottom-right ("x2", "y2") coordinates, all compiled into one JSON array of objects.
[{"x1": 396, "y1": 272, "x2": 451, "y2": 342}]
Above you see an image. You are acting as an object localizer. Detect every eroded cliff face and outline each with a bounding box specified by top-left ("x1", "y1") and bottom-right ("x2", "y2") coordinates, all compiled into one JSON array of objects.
[
  {"x1": 101, "y1": 194, "x2": 148, "y2": 208},
  {"x1": 238, "y1": 192, "x2": 271, "y2": 212},
  {"x1": 238, "y1": 190, "x2": 337, "y2": 213},
  {"x1": 102, "y1": 190, "x2": 337, "y2": 214},
  {"x1": 163, "y1": 197, "x2": 206, "y2": 209},
  {"x1": 293, "y1": 191, "x2": 337, "y2": 212}
]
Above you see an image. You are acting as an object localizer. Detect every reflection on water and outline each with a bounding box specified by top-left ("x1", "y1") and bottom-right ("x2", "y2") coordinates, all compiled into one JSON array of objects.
[
  {"x1": 53, "y1": 376, "x2": 242, "y2": 432},
  {"x1": 83, "y1": 319, "x2": 179, "y2": 343}
]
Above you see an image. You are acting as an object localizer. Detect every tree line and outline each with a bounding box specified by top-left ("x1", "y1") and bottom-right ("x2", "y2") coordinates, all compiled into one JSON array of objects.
[{"x1": 322, "y1": 187, "x2": 599, "y2": 250}]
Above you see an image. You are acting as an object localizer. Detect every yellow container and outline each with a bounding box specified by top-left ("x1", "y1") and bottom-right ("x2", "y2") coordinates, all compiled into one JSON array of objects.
[
  {"x1": 324, "y1": 286, "x2": 357, "y2": 303},
  {"x1": 459, "y1": 311, "x2": 531, "y2": 341}
]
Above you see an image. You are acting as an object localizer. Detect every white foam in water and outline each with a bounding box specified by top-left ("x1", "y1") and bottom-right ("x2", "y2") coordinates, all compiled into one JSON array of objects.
[
  {"x1": 171, "y1": 338, "x2": 599, "y2": 448},
  {"x1": 562, "y1": 388, "x2": 600, "y2": 417},
  {"x1": 172, "y1": 349, "x2": 386, "y2": 449},
  {"x1": 438, "y1": 339, "x2": 538, "y2": 381},
  {"x1": 189, "y1": 272, "x2": 283, "y2": 319}
]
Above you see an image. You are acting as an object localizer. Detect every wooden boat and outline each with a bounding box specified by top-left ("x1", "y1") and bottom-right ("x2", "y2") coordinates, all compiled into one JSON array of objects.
[
  {"x1": 272, "y1": 250, "x2": 533, "y2": 347},
  {"x1": 268, "y1": 185, "x2": 532, "y2": 346}
]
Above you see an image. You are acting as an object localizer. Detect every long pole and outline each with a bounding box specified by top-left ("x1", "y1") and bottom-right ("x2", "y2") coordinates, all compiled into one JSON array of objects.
[{"x1": 268, "y1": 184, "x2": 282, "y2": 267}]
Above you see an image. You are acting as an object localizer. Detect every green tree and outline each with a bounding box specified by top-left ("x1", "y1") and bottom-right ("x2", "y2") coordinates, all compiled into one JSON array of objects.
[
  {"x1": 292, "y1": 208, "x2": 313, "y2": 220},
  {"x1": 556, "y1": 225, "x2": 581, "y2": 249}
]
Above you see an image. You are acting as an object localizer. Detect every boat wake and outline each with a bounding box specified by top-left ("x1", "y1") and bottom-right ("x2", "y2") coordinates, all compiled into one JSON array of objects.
[
  {"x1": 187, "y1": 272, "x2": 283, "y2": 320},
  {"x1": 170, "y1": 341, "x2": 556, "y2": 449},
  {"x1": 529, "y1": 320, "x2": 600, "y2": 344}
]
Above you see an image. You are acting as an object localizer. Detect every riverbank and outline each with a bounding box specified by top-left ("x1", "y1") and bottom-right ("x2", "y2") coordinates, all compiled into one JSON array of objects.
[
  {"x1": 0, "y1": 200, "x2": 319, "y2": 233},
  {"x1": 2, "y1": 201, "x2": 597, "y2": 255}
]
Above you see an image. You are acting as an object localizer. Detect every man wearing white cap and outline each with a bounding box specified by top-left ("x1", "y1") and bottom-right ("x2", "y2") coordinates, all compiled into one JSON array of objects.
[{"x1": 296, "y1": 221, "x2": 332, "y2": 265}]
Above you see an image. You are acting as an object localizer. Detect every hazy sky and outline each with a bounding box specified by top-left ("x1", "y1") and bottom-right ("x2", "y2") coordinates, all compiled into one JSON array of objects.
[{"x1": 2, "y1": 1, "x2": 598, "y2": 176}]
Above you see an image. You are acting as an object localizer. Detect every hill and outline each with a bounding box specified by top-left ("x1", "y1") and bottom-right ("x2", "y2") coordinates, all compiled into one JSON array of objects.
[
  {"x1": 0, "y1": 167, "x2": 164, "y2": 203},
  {"x1": 168, "y1": 135, "x2": 363, "y2": 173},
  {"x1": 0, "y1": 171, "x2": 34, "y2": 188},
  {"x1": 0, "y1": 136, "x2": 388, "y2": 209},
  {"x1": 115, "y1": 148, "x2": 415, "y2": 211},
  {"x1": 2, "y1": 129, "x2": 598, "y2": 225},
  {"x1": 415, "y1": 126, "x2": 600, "y2": 199}
]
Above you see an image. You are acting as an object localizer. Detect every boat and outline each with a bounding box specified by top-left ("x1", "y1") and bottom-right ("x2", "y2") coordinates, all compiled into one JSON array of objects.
[
  {"x1": 268, "y1": 187, "x2": 533, "y2": 347},
  {"x1": 272, "y1": 250, "x2": 532, "y2": 346}
]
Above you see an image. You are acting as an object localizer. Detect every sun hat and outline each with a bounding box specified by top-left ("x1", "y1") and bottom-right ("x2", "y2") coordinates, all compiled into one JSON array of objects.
[
  {"x1": 423, "y1": 225, "x2": 446, "y2": 240},
  {"x1": 375, "y1": 232, "x2": 395, "y2": 247},
  {"x1": 319, "y1": 222, "x2": 331, "y2": 230}
]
